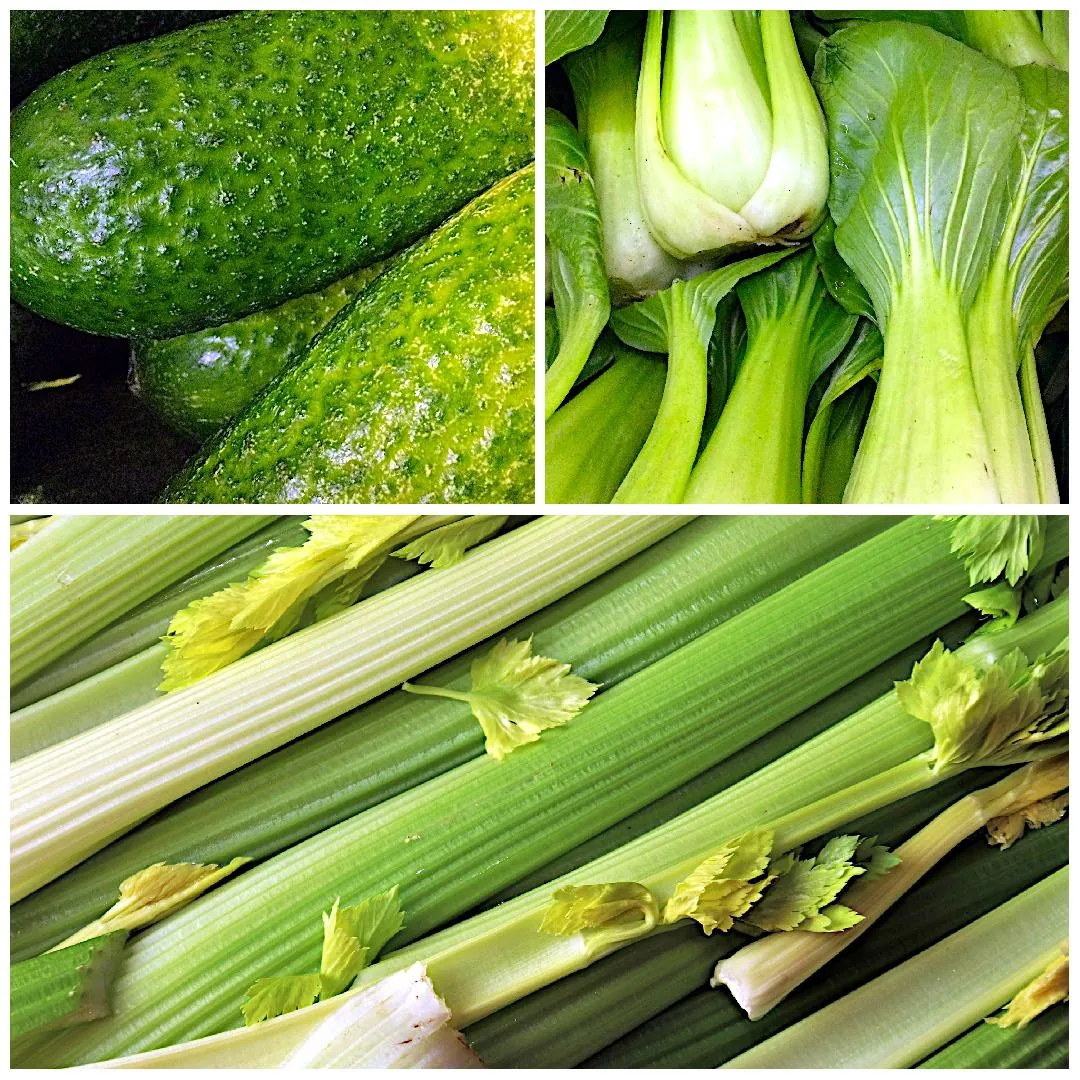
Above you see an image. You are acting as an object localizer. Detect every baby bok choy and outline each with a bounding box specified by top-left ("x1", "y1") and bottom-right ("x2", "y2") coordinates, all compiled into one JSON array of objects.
[
  {"x1": 637, "y1": 10, "x2": 829, "y2": 259},
  {"x1": 685, "y1": 249, "x2": 858, "y2": 503},
  {"x1": 815, "y1": 23, "x2": 1068, "y2": 503},
  {"x1": 609, "y1": 249, "x2": 794, "y2": 502}
]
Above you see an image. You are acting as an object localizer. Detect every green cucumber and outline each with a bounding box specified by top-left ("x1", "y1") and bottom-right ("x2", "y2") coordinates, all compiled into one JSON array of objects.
[
  {"x1": 11, "y1": 10, "x2": 534, "y2": 338},
  {"x1": 165, "y1": 166, "x2": 536, "y2": 504},
  {"x1": 129, "y1": 264, "x2": 386, "y2": 440},
  {"x1": 10, "y1": 10, "x2": 230, "y2": 105}
]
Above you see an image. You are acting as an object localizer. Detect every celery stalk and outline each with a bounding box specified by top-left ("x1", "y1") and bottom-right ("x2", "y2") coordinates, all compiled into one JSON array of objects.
[
  {"x1": 466, "y1": 923, "x2": 725, "y2": 1068},
  {"x1": 11, "y1": 933, "x2": 128, "y2": 1041},
  {"x1": 67, "y1": 593, "x2": 1065, "y2": 1068},
  {"x1": 724, "y1": 869, "x2": 1068, "y2": 1068},
  {"x1": 10, "y1": 516, "x2": 689, "y2": 904},
  {"x1": 23, "y1": 517, "x2": 1016, "y2": 1065},
  {"x1": 471, "y1": 766, "x2": 1027, "y2": 1067},
  {"x1": 11, "y1": 644, "x2": 167, "y2": 762},
  {"x1": 919, "y1": 1002, "x2": 1068, "y2": 1069},
  {"x1": 12, "y1": 515, "x2": 882, "y2": 961},
  {"x1": 588, "y1": 816, "x2": 1068, "y2": 1067},
  {"x1": 10, "y1": 515, "x2": 276, "y2": 688},
  {"x1": 715, "y1": 758, "x2": 1068, "y2": 1018},
  {"x1": 10, "y1": 518, "x2": 307, "y2": 709}
]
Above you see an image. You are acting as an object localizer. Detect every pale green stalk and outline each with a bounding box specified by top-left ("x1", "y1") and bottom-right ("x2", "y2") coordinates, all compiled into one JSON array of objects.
[
  {"x1": 845, "y1": 263, "x2": 998, "y2": 503},
  {"x1": 11, "y1": 644, "x2": 167, "y2": 762},
  {"x1": 613, "y1": 286, "x2": 706, "y2": 503},
  {"x1": 715, "y1": 757, "x2": 1069, "y2": 1018},
  {"x1": 10, "y1": 516, "x2": 687, "y2": 903},
  {"x1": 11, "y1": 515, "x2": 275, "y2": 688},
  {"x1": 723, "y1": 869, "x2": 1068, "y2": 1068}
]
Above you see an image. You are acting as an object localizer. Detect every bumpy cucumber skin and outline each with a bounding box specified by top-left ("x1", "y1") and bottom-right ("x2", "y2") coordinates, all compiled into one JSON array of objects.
[
  {"x1": 129, "y1": 264, "x2": 385, "y2": 440},
  {"x1": 9, "y1": 10, "x2": 230, "y2": 105},
  {"x1": 11, "y1": 10, "x2": 535, "y2": 338},
  {"x1": 165, "y1": 166, "x2": 536, "y2": 505}
]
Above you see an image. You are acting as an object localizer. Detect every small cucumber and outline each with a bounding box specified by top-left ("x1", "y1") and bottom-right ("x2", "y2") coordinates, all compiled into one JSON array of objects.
[
  {"x1": 11, "y1": 10, "x2": 534, "y2": 338},
  {"x1": 165, "y1": 166, "x2": 535, "y2": 505},
  {"x1": 129, "y1": 264, "x2": 386, "y2": 440}
]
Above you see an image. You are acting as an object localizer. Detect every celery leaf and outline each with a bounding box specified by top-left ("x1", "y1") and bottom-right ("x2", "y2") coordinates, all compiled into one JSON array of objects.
[
  {"x1": 944, "y1": 516, "x2": 1045, "y2": 587},
  {"x1": 664, "y1": 829, "x2": 775, "y2": 934},
  {"x1": 160, "y1": 516, "x2": 416, "y2": 691},
  {"x1": 964, "y1": 582, "x2": 1022, "y2": 633},
  {"x1": 540, "y1": 882, "x2": 658, "y2": 939},
  {"x1": 244, "y1": 887, "x2": 404, "y2": 1023},
  {"x1": 403, "y1": 637, "x2": 598, "y2": 761},
  {"x1": 743, "y1": 835, "x2": 867, "y2": 933},
  {"x1": 987, "y1": 947, "x2": 1069, "y2": 1029},
  {"x1": 392, "y1": 516, "x2": 507, "y2": 570},
  {"x1": 896, "y1": 640, "x2": 1069, "y2": 773},
  {"x1": 242, "y1": 974, "x2": 323, "y2": 1026},
  {"x1": 55, "y1": 858, "x2": 249, "y2": 951}
]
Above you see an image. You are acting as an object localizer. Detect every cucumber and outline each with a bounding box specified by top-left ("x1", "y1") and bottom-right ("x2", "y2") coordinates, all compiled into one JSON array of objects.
[
  {"x1": 165, "y1": 166, "x2": 535, "y2": 505},
  {"x1": 129, "y1": 264, "x2": 387, "y2": 440},
  {"x1": 11, "y1": 10, "x2": 535, "y2": 338},
  {"x1": 10, "y1": 10, "x2": 230, "y2": 105}
]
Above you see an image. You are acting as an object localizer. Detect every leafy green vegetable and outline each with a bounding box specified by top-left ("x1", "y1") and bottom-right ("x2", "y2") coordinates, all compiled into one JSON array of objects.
[
  {"x1": 743, "y1": 836, "x2": 870, "y2": 934},
  {"x1": 814, "y1": 11, "x2": 1062, "y2": 68},
  {"x1": 545, "y1": 108, "x2": 611, "y2": 417},
  {"x1": 403, "y1": 637, "x2": 598, "y2": 760},
  {"x1": 610, "y1": 249, "x2": 794, "y2": 501},
  {"x1": 540, "y1": 883, "x2": 659, "y2": 942},
  {"x1": 685, "y1": 249, "x2": 858, "y2": 502},
  {"x1": 546, "y1": 344, "x2": 665, "y2": 504},
  {"x1": 159, "y1": 517, "x2": 420, "y2": 691},
  {"x1": 816, "y1": 23, "x2": 1068, "y2": 503},
  {"x1": 637, "y1": 11, "x2": 828, "y2": 258},
  {"x1": 662, "y1": 831, "x2": 774, "y2": 934},
  {"x1": 54, "y1": 859, "x2": 249, "y2": 952},
  {"x1": 546, "y1": 10, "x2": 609, "y2": 65}
]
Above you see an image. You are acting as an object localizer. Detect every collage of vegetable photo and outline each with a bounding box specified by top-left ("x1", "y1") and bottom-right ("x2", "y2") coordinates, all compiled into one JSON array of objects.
[{"x1": 5, "y1": 5, "x2": 1072, "y2": 1075}]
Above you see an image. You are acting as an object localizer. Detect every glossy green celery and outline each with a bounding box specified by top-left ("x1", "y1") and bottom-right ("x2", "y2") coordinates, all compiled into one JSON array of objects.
[
  {"x1": 22, "y1": 517, "x2": 993, "y2": 1063},
  {"x1": 12, "y1": 515, "x2": 881, "y2": 961},
  {"x1": 10, "y1": 933, "x2": 127, "y2": 1041}
]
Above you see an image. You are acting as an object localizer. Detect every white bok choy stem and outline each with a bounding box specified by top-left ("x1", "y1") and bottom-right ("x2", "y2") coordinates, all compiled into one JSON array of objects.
[
  {"x1": 722, "y1": 868, "x2": 1068, "y2": 1069},
  {"x1": 10, "y1": 515, "x2": 688, "y2": 903},
  {"x1": 714, "y1": 755, "x2": 1069, "y2": 1019}
]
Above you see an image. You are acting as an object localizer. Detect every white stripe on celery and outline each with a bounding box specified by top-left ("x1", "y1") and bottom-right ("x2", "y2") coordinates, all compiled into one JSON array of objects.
[
  {"x1": 713, "y1": 756, "x2": 1069, "y2": 1018},
  {"x1": 10, "y1": 515, "x2": 276, "y2": 688},
  {"x1": 10, "y1": 515, "x2": 688, "y2": 902},
  {"x1": 84, "y1": 601, "x2": 1065, "y2": 1067},
  {"x1": 722, "y1": 868, "x2": 1069, "y2": 1069}
]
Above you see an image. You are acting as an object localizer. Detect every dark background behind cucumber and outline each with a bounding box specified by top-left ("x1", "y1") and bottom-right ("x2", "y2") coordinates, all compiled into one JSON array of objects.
[{"x1": 10, "y1": 11, "x2": 229, "y2": 502}]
